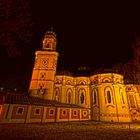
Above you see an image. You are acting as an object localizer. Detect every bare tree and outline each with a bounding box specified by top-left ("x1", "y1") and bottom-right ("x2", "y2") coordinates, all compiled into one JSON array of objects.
[
  {"x1": 131, "y1": 33, "x2": 140, "y2": 84},
  {"x1": 0, "y1": 0, "x2": 34, "y2": 58},
  {"x1": 112, "y1": 33, "x2": 140, "y2": 84}
]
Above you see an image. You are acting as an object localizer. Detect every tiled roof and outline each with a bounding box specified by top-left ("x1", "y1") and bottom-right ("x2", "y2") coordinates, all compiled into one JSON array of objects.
[{"x1": 0, "y1": 93, "x2": 83, "y2": 108}]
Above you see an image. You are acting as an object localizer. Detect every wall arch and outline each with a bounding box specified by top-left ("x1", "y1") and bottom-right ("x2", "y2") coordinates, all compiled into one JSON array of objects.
[
  {"x1": 54, "y1": 87, "x2": 60, "y2": 101},
  {"x1": 92, "y1": 88, "x2": 98, "y2": 105},
  {"x1": 66, "y1": 88, "x2": 73, "y2": 104},
  {"x1": 102, "y1": 77, "x2": 111, "y2": 83},
  {"x1": 78, "y1": 88, "x2": 86, "y2": 105}
]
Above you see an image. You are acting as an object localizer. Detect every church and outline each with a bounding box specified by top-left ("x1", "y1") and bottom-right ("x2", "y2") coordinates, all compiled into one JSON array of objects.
[{"x1": 0, "y1": 30, "x2": 140, "y2": 123}]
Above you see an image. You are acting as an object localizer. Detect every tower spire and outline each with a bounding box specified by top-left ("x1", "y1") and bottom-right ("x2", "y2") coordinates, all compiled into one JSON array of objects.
[
  {"x1": 42, "y1": 28, "x2": 57, "y2": 51},
  {"x1": 29, "y1": 30, "x2": 59, "y2": 100}
]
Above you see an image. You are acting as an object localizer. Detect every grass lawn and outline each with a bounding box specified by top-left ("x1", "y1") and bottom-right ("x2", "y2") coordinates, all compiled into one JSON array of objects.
[{"x1": 0, "y1": 121, "x2": 140, "y2": 140}]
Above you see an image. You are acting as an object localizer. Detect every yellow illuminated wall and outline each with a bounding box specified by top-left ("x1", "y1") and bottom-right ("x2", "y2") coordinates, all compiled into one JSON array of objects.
[
  {"x1": 54, "y1": 74, "x2": 134, "y2": 122},
  {"x1": 29, "y1": 31, "x2": 59, "y2": 100},
  {"x1": 54, "y1": 76, "x2": 91, "y2": 108},
  {"x1": 89, "y1": 73, "x2": 130, "y2": 122},
  {"x1": 29, "y1": 30, "x2": 140, "y2": 122},
  {"x1": 126, "y1": 84, "x2": 140, "y2": 121}
]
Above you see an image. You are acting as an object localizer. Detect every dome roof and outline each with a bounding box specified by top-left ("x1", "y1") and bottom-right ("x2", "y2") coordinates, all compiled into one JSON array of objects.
[
  {"x1": 74, "y1": 66, "x2": 92, "y2": 76},
  {"x1": 56, "y1": 70, "x2": 73, "y2": 76}
]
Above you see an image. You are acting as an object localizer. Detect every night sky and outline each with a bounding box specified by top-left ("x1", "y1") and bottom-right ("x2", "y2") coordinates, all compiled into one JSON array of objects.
[
  {"x1": 31, "y1": 1, "x2": 139, "y2": 70},
  {"x1": 0, "y1": 1, "x2": 140, "y2": 91}
]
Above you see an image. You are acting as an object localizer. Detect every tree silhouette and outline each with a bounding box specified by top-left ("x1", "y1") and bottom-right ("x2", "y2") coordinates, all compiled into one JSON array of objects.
[
  {"x1": 131, "y1": 33, "x2": 140, "y2": 84},
  {"x1": 112, "y1": 33, "x2": 140, "y2": 84},
  {"x1": 0, "y1": 0, "x2": 34, "y2": 58},
  {"x1": 0, "y1": 0, "x2": 35, "y2": 91}
]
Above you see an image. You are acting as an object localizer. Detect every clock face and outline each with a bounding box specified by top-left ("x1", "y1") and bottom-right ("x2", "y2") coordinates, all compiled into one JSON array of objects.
[{"x1": 41, "y1": 59, "x2": 48, "y2": 68}]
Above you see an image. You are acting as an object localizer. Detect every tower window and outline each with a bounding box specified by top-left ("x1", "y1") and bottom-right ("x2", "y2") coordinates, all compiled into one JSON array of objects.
[
  {"x1": 40, "y1": 73, "x2": 46, "y2": 80},
  {"x1": 39, "y1": 83, "x2": 44, "y2": 89},
  {"x1": 46, "y1": 44, "x2": 51, "y2": 48},
  {"x1": 38, "y1": 83, "x2": 45, "y2": 95}
]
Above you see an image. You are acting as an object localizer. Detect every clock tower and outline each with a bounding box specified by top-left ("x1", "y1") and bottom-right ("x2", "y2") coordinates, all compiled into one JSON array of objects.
[{"x1": 29, "y1": 30, "x2": 59, "y2": 100}]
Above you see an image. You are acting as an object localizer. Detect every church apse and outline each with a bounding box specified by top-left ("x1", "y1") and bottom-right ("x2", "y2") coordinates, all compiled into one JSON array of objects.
[
  {"x1": 2, "y1": 30, "x2": 140, "y2": 124},
  {"x1": 90, "y1": 73, "x2": 131, "y2": 122}
]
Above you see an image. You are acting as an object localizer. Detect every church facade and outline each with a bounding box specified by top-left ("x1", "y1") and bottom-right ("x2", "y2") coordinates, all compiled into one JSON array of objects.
[{"x1": 0, "y1": 30, "x2": 140, "y2": 123}]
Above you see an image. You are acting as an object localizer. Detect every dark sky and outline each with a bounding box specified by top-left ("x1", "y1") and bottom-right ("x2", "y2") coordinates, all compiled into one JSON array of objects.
[
  {"x1": 31, "y1": 1, "x2": 139, "y2": 71},
  {"x1": 1, "y1": 0, "x2": 140, "y2": 90}
]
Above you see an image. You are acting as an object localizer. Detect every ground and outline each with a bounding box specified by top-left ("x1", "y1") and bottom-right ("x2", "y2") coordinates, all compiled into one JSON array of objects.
[{"x1": 0, "y1": 121, "x2": 140, "y2": 140}]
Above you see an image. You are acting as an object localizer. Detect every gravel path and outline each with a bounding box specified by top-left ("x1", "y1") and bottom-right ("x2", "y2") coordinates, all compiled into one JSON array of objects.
[{"x1": 0, "y1": 121, "x2": 140, "y2": 140}]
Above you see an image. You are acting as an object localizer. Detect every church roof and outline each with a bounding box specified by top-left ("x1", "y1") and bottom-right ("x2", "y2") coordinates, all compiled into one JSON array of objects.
[
  {"x1": 91, "y1": 67, "x2": 120, "y2": 75},
  {"x1": 56, "y1": 70, "x2": 73, "y2": 76},
  {"x1": 74, "y1": 66, "x2": 92, "y2": 76},
  {"x1": 0, "y1": 93, "x2": 84, "y2": 108}
]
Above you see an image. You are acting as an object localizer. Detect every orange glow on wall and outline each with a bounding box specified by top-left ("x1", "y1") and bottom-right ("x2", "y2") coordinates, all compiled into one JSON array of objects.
[{"x1": 0, "y1": 105, "x2": 2, "y2": 115}]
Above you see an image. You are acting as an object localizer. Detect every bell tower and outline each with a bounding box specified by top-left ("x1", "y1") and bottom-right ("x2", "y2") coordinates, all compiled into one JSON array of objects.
[{"x1": 29, "y1": 30, "x2": 59, "y2": 100}]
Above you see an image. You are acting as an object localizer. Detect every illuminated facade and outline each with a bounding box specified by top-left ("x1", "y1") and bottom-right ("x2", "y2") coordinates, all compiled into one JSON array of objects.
[
  {"x1": 29, "y1": 31, "x2": 59, "y2": 100},
  {"x1": 1, "y1": 30, "x2": 140, "y2": 123},
  {"x1": 28, "y1": 30, "x2": 140, "y2": 122}
]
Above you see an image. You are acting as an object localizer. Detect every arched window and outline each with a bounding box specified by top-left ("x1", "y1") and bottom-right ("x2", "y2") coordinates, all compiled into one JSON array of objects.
[
  {"x1": 46, "y1": 43, "x2": 50, "y2": 48},
  {"x1": 40, "y1": 72, "x2": 46, "y2": 80},
  {"x1": 107, "y1": 90, "x2": 111, "y2": 103},
  {"x1": 78, "y1": 88, "x2": 86, "y2": 105},
  {"x1": 104, "y1": 87, "x2": 114, "y2": 104},
  {"x1": 80, "y1": 92, "x2": 84, "y2": 104},
  {"x1": 102, "y1": 78, "x2": 111, "y2": 83},
  {"x1": 67, "y1": 92, "x2": 71, "y2": 104},
  {"x1": 66, "y1": 88, "x2": 72, "y2": 104},
  {"x1": 38, "y1": 83, "x2": 45, "y2": 95}
]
